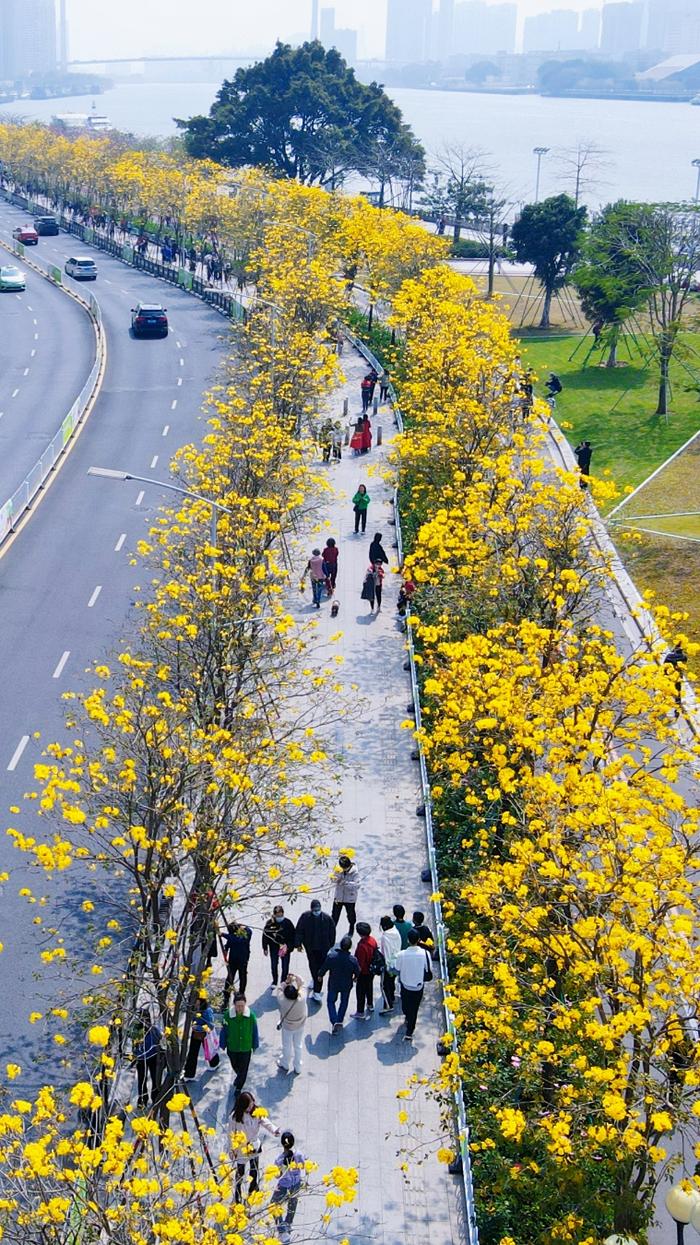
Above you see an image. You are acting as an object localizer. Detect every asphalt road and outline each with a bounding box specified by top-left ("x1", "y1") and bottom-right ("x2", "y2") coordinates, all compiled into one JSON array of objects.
[
  {"x1": 0, "y1": 202, "x2": 227, "y2": 1080},
  {"x1": 0, "y1": 229, "x2": 95, "y2": 505}
]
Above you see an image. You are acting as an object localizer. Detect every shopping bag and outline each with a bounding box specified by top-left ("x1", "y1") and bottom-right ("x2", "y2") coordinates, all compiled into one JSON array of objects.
[{"x1": 203, "y1": 1030, "x2": 220, "y2": 1065}]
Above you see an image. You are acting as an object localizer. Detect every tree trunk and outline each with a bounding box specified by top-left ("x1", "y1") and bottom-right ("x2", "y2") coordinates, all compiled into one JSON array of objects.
[
  {"x1": 656, "y1": 338, "x2": 672, "y2": 417},
  {"x1": 453, "y1": 217, "x2": 461, "y2": 245},
  {"x1": 539, "y1": 285, "x2": 553, "y2": 329},
  {"x1": 487, "y1": 246, "x2": 495, "y2": 298},
  {"x1": 606, "y1": 334, "x2": 618, "y2": 368},
  {"x1": 368, "y1": 303, "x2": 374, "y2": 332}
]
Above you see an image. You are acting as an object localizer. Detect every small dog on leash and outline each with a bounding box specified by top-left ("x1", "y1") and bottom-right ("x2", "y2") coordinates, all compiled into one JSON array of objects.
[{"x1": 331, "y1": 599, "x2": 340, "y2": 618}]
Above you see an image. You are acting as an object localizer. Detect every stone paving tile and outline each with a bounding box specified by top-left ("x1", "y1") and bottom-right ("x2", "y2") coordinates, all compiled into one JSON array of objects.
[{"x1": 191, "y1": 346, "x2": 466, "y2": 1244}]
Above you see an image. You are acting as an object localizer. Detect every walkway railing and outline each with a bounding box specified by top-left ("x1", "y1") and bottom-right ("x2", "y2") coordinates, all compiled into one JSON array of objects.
[{"x1": 0, "y1": 237, "x2": 104, "y2": 549}]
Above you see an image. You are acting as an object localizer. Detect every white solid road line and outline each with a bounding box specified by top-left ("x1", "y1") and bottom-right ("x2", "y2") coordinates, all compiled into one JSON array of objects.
[
  {"x1": 52, "y1": 650, "x2": 70, "y2": 679},
  {"x1": 162, "y1": 424, "x2": 169, "y2": 437},
  {"x1": 150, "y1": 455, "x2": 158, "y2": 469},
  {"x1": 114, "y1": 533, "x2": 126, "y2": 552},
  {"x1": 171, "y1": 399, "x2": 177, "y2": 410},
  {"x1": 135, "y1": 490, "x2": 144, "y2": 506},
  {"x1": 87, "y1": 585, "x2": 102, "y2": 608},
  {"x1": 7, "y1": 735, "x2": 29, "y2": 772}
]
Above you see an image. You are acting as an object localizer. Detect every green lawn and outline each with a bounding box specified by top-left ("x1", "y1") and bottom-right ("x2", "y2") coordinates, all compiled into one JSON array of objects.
[{"x1": 521, "y1": 333, "x2": 700, "y2": 499}]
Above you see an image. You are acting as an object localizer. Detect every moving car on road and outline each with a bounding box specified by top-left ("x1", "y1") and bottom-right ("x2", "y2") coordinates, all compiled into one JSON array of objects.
[
  {"x1": 131, "y1": 302, "x2": 168, "y2": 338},
  {"x1": 65, "y1": 256, "x2": 97, "y2": 281},
  {"x1": 34, "y1": 215, "x2": 59, "y2": 236},
  {"x1": 12, "y1": 225, "x2": 38, "y2": 245},
  {"x1": 0, "y1": 265, "x2": 26, "y2": 291}
]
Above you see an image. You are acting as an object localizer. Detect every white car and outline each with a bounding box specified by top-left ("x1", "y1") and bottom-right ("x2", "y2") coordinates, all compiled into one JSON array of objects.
[
  {"x1": 0, "y1": 264, "x2": 26, "y2": 291},
  {"x1": 65, "y1": 256, "x2": 97, "y2": 281}
]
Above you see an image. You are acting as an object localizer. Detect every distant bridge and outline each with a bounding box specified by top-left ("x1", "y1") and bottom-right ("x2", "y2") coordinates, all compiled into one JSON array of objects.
[{"x1": 68, "y1": 55, "x2": 255, "y2": 66}]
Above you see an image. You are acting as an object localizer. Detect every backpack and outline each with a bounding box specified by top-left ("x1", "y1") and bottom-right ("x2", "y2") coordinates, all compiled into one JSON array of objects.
[{"x1": 369, "y1": 946, "x2": 386, "y2": 976}]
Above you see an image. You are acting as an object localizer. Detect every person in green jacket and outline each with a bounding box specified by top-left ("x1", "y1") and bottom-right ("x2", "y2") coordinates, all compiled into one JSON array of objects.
[
  {"x1": 220, "y1": 992, "x2": 260, "y2": 1098},
  {"x1": 352, "y1": 484, "x2": 370, "y2": 534}
]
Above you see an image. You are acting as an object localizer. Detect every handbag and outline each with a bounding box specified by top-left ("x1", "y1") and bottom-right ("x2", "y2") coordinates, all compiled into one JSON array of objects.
[
  {"x1": 424, "y1": 951, "x2": 434, "y2": 983},
  {"x1": 203, "y1": 1030, "x2": 220, "y2": 1065}
]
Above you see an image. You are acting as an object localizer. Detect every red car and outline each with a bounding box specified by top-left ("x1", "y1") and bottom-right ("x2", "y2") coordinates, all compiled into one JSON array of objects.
[{"x1": 12, "y1": 225, "x2": 38, "y2": 245}]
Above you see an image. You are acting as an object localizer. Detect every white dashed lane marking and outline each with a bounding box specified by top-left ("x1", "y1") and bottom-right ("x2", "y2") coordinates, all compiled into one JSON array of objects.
[
  {"x1": 52, "y1": 651, "x2": 70, "y2": 679},
  {"x1": 114, "y1": 533, "x2": 126, "y2": 552},
  {"x1": 87, "y1": 585, "x2": 102, "y2": 608},
  {"x1": 7, "y1": 735, "x2": 29, "y2": 772}
]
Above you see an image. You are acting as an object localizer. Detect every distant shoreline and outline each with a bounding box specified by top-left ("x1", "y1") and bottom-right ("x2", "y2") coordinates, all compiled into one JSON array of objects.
[{"x1": 403, "y1": 83, "x2": 695, "y2": 105}]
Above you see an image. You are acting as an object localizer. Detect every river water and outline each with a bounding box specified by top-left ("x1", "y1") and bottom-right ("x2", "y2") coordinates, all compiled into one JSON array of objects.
[{"x1": 2, "y1": 81, "x2": 699, "y2": 206}]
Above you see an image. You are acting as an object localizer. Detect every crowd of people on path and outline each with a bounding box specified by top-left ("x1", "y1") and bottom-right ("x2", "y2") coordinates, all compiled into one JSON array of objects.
[
  {"x1": 130, "y1": 853, "x2": 436, "y2": 1228},
  {"x1": 300, "y1": 529, "x2": 393, "y2": 619}
]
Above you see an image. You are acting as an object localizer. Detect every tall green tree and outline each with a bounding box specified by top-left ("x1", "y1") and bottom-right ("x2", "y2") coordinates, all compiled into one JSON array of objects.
[
  {"x1": 177, "y1": 41, "x2": 424, "y2": 190},
  {"x1": 598, "y1": 202, "x2": 700, "y2": 416},
  {"x1": 510, "y1": 194, "x2": 587, "y2": 329},
  {"x1": 574, "y1": 200, "x2": 647, "y2": 366}
]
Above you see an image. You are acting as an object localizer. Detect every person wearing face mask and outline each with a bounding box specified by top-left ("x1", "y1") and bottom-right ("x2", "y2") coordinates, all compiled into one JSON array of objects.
[
  {"x1": 331, "y1": 854, "x2": 360, "y2": 936},
  {"x1": 294, "y1": 899, "x2": 336, "y2": 1003},
  {"x1": 262, "y1": 905, "x2": 296, "y2": 989}
]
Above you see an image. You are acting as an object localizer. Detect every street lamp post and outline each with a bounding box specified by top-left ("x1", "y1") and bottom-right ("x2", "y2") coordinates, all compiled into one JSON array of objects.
[
  {"x1": 533, "y1": 146, "x2": 550, "y2": 204},
  {"x1": 666, "y1": 1182, "x2": 700, "y2": 1245},
  {"x1": 692, "y1": 159, "x2": 700, "y2": 204},
  {"x1": 87, "y1": 467, "x2": 231, "y2": 570}
]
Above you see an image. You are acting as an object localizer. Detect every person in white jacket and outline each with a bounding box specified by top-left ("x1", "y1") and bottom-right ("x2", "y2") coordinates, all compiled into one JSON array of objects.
[
  {"x1": 378, "y1": 914, "x2": 402, "y2": 1014},
  {"x1": 230, "y1": 1090, "x2": 280, "y2": 1202},
  {"x1": 331, "y1": 853, "x2": 360, "y2": 935},
  {"x1": 276, "y1": 973, "x2": 308, "y2": 1075}
]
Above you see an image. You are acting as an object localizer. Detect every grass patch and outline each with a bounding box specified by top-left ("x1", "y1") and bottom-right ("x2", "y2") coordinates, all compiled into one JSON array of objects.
[{"x1": 521, "y1": 332, "x2": 700, "y2": 497}]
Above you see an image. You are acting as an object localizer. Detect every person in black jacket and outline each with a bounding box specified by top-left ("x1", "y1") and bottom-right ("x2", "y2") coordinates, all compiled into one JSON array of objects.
[
  {"x1": 223, "y1": 921, "x2": 252, "y2": 1007},
  {"x1": 262, "y1": 905, "x2": 296, "y2": 987},
  {"x1": 368, "y1": 533, "x2": 389, "y2": 567},
  {"x1": 295, "y1": 899, "x2": 336, "y2": 1003}
]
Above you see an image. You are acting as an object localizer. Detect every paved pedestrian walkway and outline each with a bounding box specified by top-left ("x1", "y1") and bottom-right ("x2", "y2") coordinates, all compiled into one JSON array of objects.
[{"x1": 190, "y1": 347, "x2": 467, "y2": 1244}]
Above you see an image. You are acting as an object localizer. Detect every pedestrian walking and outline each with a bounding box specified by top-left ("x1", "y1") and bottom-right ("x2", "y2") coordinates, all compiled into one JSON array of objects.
[
  {"x1": 379, "y1": 914, "x2": 402, "y2": 1014},
  {"x1": 331, "y1": 422, "x2": 343, "y2": 461},
  {"x1": 276, "y1": 972, "x2": 308, "y2": 1074},
  {"x1": 361, "y1": 564, "x2": 378, "y2": 612},
  {"x1": 222, "y1": 920, "x2": 252, "y2": 1007},
  {"x1": 319, "y1": 418, "x2": 334, "y2": 463},
  {"x1": 331, "y1": 854, "x2": 360, "y2": 935},
  {"x1": 230, "y1": 1091, "x2": 280, "y2": 1203},
  {"x1": 392, "y1": 903, "x2": 412, "y2": 949},
  {"x1": 372, "y1": 562, "x2": 385, "y2": 612},
  {"x1": 361, "y1": 376, "x2": 373, "y2": 412},
  {"x1": 319, "y1": 935, "x2": 359, "y2": 1032},
  {"x1": 360, "y1": 414, "x2": 372, "y2": 454},
  {"x1": 664, "y1": 642, "x2": 687, "y2": 714},
  {"x1": 353, "y1": 922, "x2": 378, "y2": 1020},
  {"x1": 220, "y1": 993, "x2": 260, "y2": 1098},
  {"x1": 350, "y1": 418, "x2": 364, "y2": 456},
  {"x1": 183, "y1": 992, "x2": 217, "y2": 1081},
  {"x1": 396, "y1": 930, "x2": 433, "y2": 1042},
  {"x1": 295, "y1": 899, "x2": 336, "y2": 1002},
  {"x1": 411, "y1": 910, "x2": 435, "y2": 954},
  {"x1": 545, "y1": 372, "x2": 563, "y2": 410},
  {"x1": 574, "y1": 440, "x2": 592, "y2": 489},
  {"x1": 367, "y1": 368, "x2": 378, "y2": 402},
  {"x1": 368, "y1": 533, "x2": 389, "y2": 567},
  {"x1": 322, "y1": 538, "x2": 339, "y2": 593},
  {"x1": 379, "y1": 371, "x2": 390, "y2": 404},
  {"x1": 271, "y1": 1131, "x2": 306, "y2": 1241},
  {"x1": 131, "y1": 1008, "x2": 162, "y2": 1107},
  {"x1": 262, "y1": 905, "x2": 295, "y2": 987},
  {"x1": 352, "y1": 485, "x2": 370, "y2": 534},
  {"x1": 302, "y1": 547, "x2": 327, "y2": 609}
]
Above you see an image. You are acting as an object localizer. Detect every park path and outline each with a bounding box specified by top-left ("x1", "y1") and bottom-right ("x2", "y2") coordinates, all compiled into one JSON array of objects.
[{"x1": 190, "y1": 346, "x2": 467, "y2": 1245}]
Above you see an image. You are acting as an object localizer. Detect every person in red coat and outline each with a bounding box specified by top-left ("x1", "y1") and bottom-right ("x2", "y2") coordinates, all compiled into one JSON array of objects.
[
  {"x1": 353, "y1": 922, "x2": 378, "y2": 1020},
  {"x1": 360, "y1": 415, "x2": 372, "y2": 454}
]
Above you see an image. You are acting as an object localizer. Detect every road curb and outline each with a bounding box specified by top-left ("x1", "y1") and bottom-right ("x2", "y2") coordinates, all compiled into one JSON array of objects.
[{"x1": 0, "y1": 236, "x2": 107, "y2": 558}]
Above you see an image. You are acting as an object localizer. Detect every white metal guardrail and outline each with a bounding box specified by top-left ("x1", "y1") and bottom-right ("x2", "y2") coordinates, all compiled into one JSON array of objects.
[{"x1": 0, "y1": 237, "x2": 103, "y2": 548}]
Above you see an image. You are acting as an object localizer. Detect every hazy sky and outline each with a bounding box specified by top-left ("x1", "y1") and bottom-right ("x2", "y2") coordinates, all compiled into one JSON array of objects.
[{"x1": 66, "y1": 0, "x2": 604, "y2": 61}]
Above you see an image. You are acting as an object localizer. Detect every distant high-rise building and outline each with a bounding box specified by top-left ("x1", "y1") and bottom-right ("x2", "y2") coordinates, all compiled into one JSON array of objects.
[
  {"x1": 311, "y1": 0, "x2": 320, "y2": 40},
  {"x1": 578, "y1": 8, "x2": 602, "y2": 50},
  {"x1": 522, "y1": 8, "x2": 580, "y2": 52},
  {"x1": 319, "y1": 6, "x2": 358, "y2": 63},
  {"x1": 453, "y1": 2, "x2": 517, "y2": 55},
  {"x1": 600, "y1": 2, "x2": 644, "y2": 55},
  {"x1": 646, "y1": 0, "x2": 700, "y2": 54},
  {"x1": 1, "y1": 0, "x2": 57, "y2": 80},
  {"x1": 438, "y1": 0, "x2": 455, "y2": 61},
  {"x1": 58, "y1": 0, "x2": 68, "y2": 72},
  {"x1": 385, "y1": 0, "x2": 432, "y2": 63}
]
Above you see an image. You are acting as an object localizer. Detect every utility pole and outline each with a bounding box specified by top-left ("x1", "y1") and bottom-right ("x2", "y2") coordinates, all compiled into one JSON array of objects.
[{"x1": 533, "y1": 146, "x2": 549, "y2": 203}]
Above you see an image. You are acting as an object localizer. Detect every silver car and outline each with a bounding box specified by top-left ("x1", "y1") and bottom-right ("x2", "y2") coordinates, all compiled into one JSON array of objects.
[
  {"x1": 65, "y1": 256, "x2": 97, "y2": 281},
  {"x1": 0, "y1": 264, "x2": 26, "y2": 291}
]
